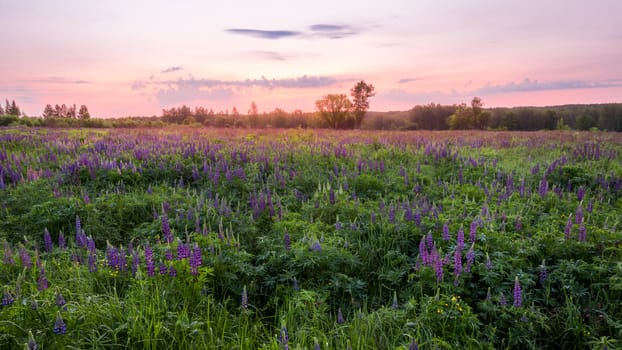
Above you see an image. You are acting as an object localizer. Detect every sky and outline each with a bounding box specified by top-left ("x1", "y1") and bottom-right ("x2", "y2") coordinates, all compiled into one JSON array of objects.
[{"x1": 1, "y1": 0, "x2": 621, "y2": 117}]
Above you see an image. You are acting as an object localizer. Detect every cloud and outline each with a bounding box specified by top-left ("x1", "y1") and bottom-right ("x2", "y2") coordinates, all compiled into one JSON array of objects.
[
  {"x1": 397, "y1": 78, "x2": 420, "y2": 84},
  {"x1": 251, "y1": 51, "x2": 289, "y2": 61},
  {"x1": 309, "y1": 24, "x2": 358, "y2": 39},
  {"x1": 225, "y1": 23, "x2": 362, "y2": 40},
  {"x1": 131, "y1": 81, "x2": 147, "y2": 91},
  {"x1": 161, "y1": 66, "x2": 183, "y2": 74},
  {"x1": 156, "y1": 85, "x2": 236, "y2": 106},
  {"x1": 473, "y1": 78, "x2": 622, "y2": 94},
  {"x1": 32, "y1": 77, "x2": 90, "y2": 84},
  {"x1": 226, "y1": 28, "x2": 301, "y2": 39},
  {"x1": 151, "y1": 75, "x2": 339, "y2": 90}
]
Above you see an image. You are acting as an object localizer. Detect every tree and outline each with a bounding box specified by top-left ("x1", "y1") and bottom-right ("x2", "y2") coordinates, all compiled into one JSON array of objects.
[
  {"x1": 78, "y1": 105, "x2": 90, "y2": 119},
  {"x1": 315, "y1": 94, "x2": 352, "y2": 129},
  {"x1": 5, "y1": 100, "x2": 21, "y2": 116},
  {"x1": 0, "y1": 103, "x2": 4, "y2": 115},
  {"x1": 350, "y1": 80, "x2": 375, "y2": 128},
  {"x1": 43, "y1": 104, "x2": 55, "y2": 118}
]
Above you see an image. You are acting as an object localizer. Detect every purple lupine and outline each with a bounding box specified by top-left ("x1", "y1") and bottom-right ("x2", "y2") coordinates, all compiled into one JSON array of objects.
[
  {"x1": 106, "y1": 244, "x2": 119, "y2": 270},
  {"x1": 538, "y1": 176, "x2": 548, "y2": 198},
  {"x1": 165, "y1": 248, "x2": 173, "y2": 261},
  {"x1": 88, "y1": 252, "x2": 97, "y2": 272},
  {"x1": 337, "y1": 308, "x2": 345, "y2": 324},
  {"x1": 564, "y1": 217, "x2": 573, "y2": 240},
  {"x1": 465, "y1": 245, "x2": 475, "y2": 273},
  {"x1": 53, "y1": 312, "x2": 67, "y2": 334},
  {"x1": 3, "y1": 242, "x2": 15, "y2": 265},
  {"x1": 86, "y1": 236, "x2": 96, "y2": 253},
  {"x1": 485, "y1": 253, "x2": 493, "y2": 270},
  {"x1": 37, "y1": 266, "x2": 49, "y2": 291},
  {"x1": 169, "y1": 265, "x2": 177, "y2": 277},
  {"x1": 58, "y1": 232, "x2": 66, "y2": 250},
  {"x1": 442, "y1": 222, "x2": 450, "y2": 241},
  {"x1": 539, "y1": 260, "x2": 548, "y2": 285},
  {"x1": 144, "y1": 243, "x2": 155, "y2": 277},
  {"x1": 314, "y1": 340, "x2": 321, "y2": 350},
  {"x1": 56, "y1": 292, "x2": 66, "y2": 308},
  {"x1": 513, "y1": 276, "x2": 522, "y2": 307},
  {"x1": 190, "y1": 244, "x2": 201, "y2": 275},
  {"x1": 409, "y1": 339, "x2": 419, "y2": 350},
  {"x1": 577, "y1": 187, "x2": 585, "y2": 201},
  {"x1": 177, "y1": 240, "x2": 190, "y2": 260},
  {"x1": 469, "y1": 220, "x2": 477, "y2": 243},
  {"x1": 587, "y1": 199, "x2": 594, "y2": 213},
  {"x1": 27, "y1": 330, "x2": 38, "y2": 350},
  {"x1": 131, "y1": 250, "x2": 140, "y2": 276},
  {"x1": 43, "y1": 228, "x2": 53, "y2": 252},
  {"x1": 284, "y1": 231, "x2": 291, "y2": 251},
  {"x1": 418, "y1": 238, "x2": 428, "y2": 265},
  {"x1": 434, "y1": 253, "x2": 443, "y2": 282},
  {"x1": 329, "y1": 189, "x2": 335, "y2": 205},
  {"x1": 118, "y1": 247, "x2": 127, "y2": 272},
  {"x1": 578, "y1": 224, "x2": 587, "y2": 241},
  {"x1": 279, "y1": 326, "x2": 289, "y2": 346},
  {"x1": 1, "y1": 290, "x2": 14, "y2": 306},
  {"x1": 311, "y1": 241, "x2": 322, "y2": 252},
  {"x1": 453, "y1": 248, "x2": 463, "y2": 280},
  {"x1": 161, "y1": 214, "x2": 173, "y2": 244},
  {"x1": 499, "y1": 293, "x2": 507, "y2": 306},
  {"x1": 515, "y1": 217, "x2": 522, "y2": 231},
  {"x1": 241, "y1": 285, "x2": 248, "y2": 310},
  {"x1": 575, "y1": 204, "x2": 583, "y2": 224},
  {"x1": 456, "y1": 227, "x2": 465, "y2": 251},
  {"x1": 75, "y1": 216, "x2": 84, "y2": 247},
  {"x1": 19, "y1": 246, "x2": 32, "y2": 269},
  {"x1": 159, "y1": 262, "x2": 167, "y2": 275}
]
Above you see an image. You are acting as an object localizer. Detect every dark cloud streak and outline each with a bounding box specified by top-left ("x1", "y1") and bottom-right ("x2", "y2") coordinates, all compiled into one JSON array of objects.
[
  {"x1": 226, "y1": 28, "x2": 301, "y2": 39},
  {"x1": 474, "y1": 78, "x2": 622, "y2": 94},
  {"x1": 161, "y1": 66, "x2": 183, "y2": 73}
]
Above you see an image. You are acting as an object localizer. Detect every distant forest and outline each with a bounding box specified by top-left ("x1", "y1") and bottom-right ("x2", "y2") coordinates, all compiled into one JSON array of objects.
[{"x1": 1, "y1": 98, "x2": 621, "y2": 131}]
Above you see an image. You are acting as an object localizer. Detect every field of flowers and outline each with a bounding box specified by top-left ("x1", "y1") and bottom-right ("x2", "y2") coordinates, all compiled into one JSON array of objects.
[{"x1": 1, "y1": 127, "x2": 621, "y2": 349}]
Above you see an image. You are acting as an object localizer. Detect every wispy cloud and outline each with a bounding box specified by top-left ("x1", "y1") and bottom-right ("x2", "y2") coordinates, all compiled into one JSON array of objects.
[
  {"x1": 31, "y1": 77, "x2": 90, "y2": 84},
  {"x1": 397, "y1": 78, "x2": 421, "y2": 84},
  {"x1": 473, "y1": 78, "x2": 622, "y2": 94},
  {"x1": 161, "y1": 66, "x2": 183, "y2": 74},
  {"x1": 251, "y1": 51, "x2": 289, "y2": 61},
  {"x1": 225, "y1": 23, "x2": 363, "y2": 40},
  {"x1": 148, "y1": 75, "x2": 338, "y2": 90},
  {"x1": 226, "y1": 28, "x2": 301, "y2": 39}
]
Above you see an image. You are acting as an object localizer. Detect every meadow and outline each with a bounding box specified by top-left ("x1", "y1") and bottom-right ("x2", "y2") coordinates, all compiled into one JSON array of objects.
[{"x1": 1, "y1": 127, "x2": 621, "y2": 349}]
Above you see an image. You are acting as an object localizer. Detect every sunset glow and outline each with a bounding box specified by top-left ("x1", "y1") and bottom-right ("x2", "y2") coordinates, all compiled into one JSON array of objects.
[{"x1": 1, "y1": 0, "x2": 621, "y2": 117}]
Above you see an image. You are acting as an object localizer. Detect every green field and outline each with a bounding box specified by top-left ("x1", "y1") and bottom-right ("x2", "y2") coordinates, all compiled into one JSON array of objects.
[{"x1": 1, "y1": 127, "x2": 621, "y2": 349}]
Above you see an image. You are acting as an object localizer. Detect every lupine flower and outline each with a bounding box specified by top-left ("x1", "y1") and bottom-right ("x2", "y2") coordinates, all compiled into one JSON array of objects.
[
  {"x1": 43, "y1": 228, "x2": 53, "y2": 252},
  {"x1": 337, "y1": 308, "x2": 345, "y2": 324},
  {"x1": 578, "y1": 224, "x2": 587, "y2": 241},
  {"x1": 159, "y1": 262, "x2": 167, "y2": 275},
  {"x1": 38, "y1": 266, "x2": 49, "y2": 291},
  {"x1": 278, "y1": 326, "x2": 289, "y2": 346},
  {"x1": 311, "y1": 241, "x2": 322, "y2": 252},
  {"x1": 456, "y1": 227, "x2": 465, "y2": 251},
  {"x1": 284, "y1": 231, "x2": 291, "y2": 251},
  {"x1": 56, "y1": 292, "x2": 66, "y2": 307},
  {"x1": 539, "y1": 260, "x2": 548, "y2": 285},
  {"x1": 587, "y1": 199, "x2": 594, "y2": 213},
  {"x1": 453, "y1": 248, "x2": 462, "y2": 279},
  {"x1": 469, "y1": 220, "x2": 477, "y2": 243},
  {"x1": 513, "y1": 276, "x2": 522, "y2": 307},
  {"x1": 190, "y1": 244, "x2": 201, "y2": 275},
  {"x1": 131, "y1": 251, "x2": 140, "y2": 276},
  {"x1": 418, "y1": 238, "x2": 428, "y2": 265},
  {"x1": 53, "y1": 312, "x2": 67, "y2": 334},
  {"x1": 314, "y1": 339, "x2": 320, "y2": 350},
  {"x1": 329, "y1": 189, "x2": 335, "y2": 205},
  {"x1": 499, "y1": 293, "x2": 507, "y2": 306},
  {"x1": 19, "y1": 246, "x2": 32, "y2": 269},
  {"x1": 75, "y1": 216, "x2": 83, "y2": 247},
  {"x1": 434, "y1": 254, "x2": 444, "y2": 282},
  {"x1": 3, "y1": 242, "x2": 15, "y2": 265},
  {"x1": 515, "y1": 217, "x2": 522, "y2": 231},
  {"x1": 538, "y1": 176, "x2": 548, "y2": 198},
  {"x1": 88, "y1": 252, "x2": 97, "y2": 272},
  {"x1": 564, "y1": 217, "x2": 573, "y2": 240},
  {"x1": 118, "y1": 247, "x2": 127, "y2": 272},
  {"x1": 485, "y1": 253, "x2": 493, "y2": 270},
  {"x1": 161, "y1": 214, "x2": 173, "y2": 244},
  {"x1": 165, "y1": 248, "x2": 173, "y2": 261},
  {"x1": 58, "y1": 232, "x2": 66, "y2": 249},
  {"x1": 442, "y1": 222, "x2": 450, "y2": 241},
  {"x1": 27, "y1": 330, "x2": 38, "y2": 350},
  {"x1": 577, "y1": 187, "x2": 585, "y2": 201},
  {"x1": 169, "y1": 265, "x2": 177, "y2": 277},
  {"x1": 241, "y1": 285, "x2": 248, "y2": 310},
  {"x1": 106, "y1": 243, "x2": 119, "y2": 270},
  {"x1": 86, "y1": 236, "x2": 96, "y2": 253},
  {"x1": 409, "y1": 339, "x2": 419, "y2": 350},
  {"x1": 2, "y1": 290, "x2": 14, "y2": 306},
  {"x1": 575, "y1": 204, "x2": 583, "y2": 224},
  {"x1": 144, "y1": 243, "x2": 155, "y2": 277},
  {"x1": 177, "y1": 240, "x2": 190, "y2": 260},
  {"x1": 465, "y1": 245, "x2": 475, "y2": 273}
]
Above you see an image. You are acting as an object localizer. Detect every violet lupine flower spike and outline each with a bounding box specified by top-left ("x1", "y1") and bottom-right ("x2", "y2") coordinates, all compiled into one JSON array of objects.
[
  {"x1": 337, "y1": 308, "x2": 345, "y2": 324},
  {"x1": 513, "y1": 276, "x2": 522, "y2": 307},
  {"x1": 144, "y1": 243, "x2": 155, "y2": 277},
  {"x1": 43, "y1": 228, "x2": 53, "y2": 252},
  {"x1": 3, "y1": 242, "x2": 15, "y2": 265},
  {"x1": 53, "y1": 312, "x2": 67, "y2": 334}
]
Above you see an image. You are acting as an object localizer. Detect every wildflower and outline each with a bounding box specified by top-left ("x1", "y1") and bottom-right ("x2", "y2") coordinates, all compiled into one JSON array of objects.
[
  {"x1": 106, "y1": 243, "x2": 119, "y2": 270},
  {"x1": 43, "y1": 228, "x2": 53, "y2": 252},
  {"x1": 329, "y1": 189, "x2": 335, "y2": 204},
  {"x1": 88, "y1": 252, "x2": 97, "y2": 272},
  {"x1": 485, "y1": 252, "x2": 493, "y2": 269},
  {"x1": 434, "y1": 254, "x2": 443, "y2": 282},
  {"x1": 27, "y1": 330, "x2": 38, "y2": 350},
  {"x1": 169, "y1": 265, "x2": 177, "y2": 277},
  {"x1": 2, "y1": 290, "x2": 14, "y2": 306},
  {"x1": 177, "y1": 240, "x2": 190, "y2": 260},
  {"x1": 499, "y1": 293, "x2": 507, "y2": 306},
  {"x1": 575, "y1": 204, "x2": 583, "y2": 224},
  {"x1": 337, "y1": 308, "x2": 345, "y2": 324},
  {"x1": 159, "y1": 262, "x2": 167, "y2": 275},
  {"x1": 284, "y1": 231, "x2": 291, "y2": 251},
  {"x1": 456, "y1": 227, "x2": 465, "y2": 251},
  {"x1": 578, "y1": 224, "x2": 587, "y2": 241},
  {"x1": 539, "y1": 260, "x2": 548, "y2": 285},
  {"x1": 145, "y1": 243, "x2": 155, "y2": 277},
  {"x1": 75, "y1": 216, "x2": 82, "y2": 247},
  {"x1": 241, "y1": 285, "x2": 248, "y2": 310},
  {"x1": 118, "y1": 247, "x2": 127, "y2": 272},
  {"x1": 442, "y1": 222, "x2": 450, "y2": 241},
  {"x1": 161, "y1": 214, "x2": 173, "y2": 244},
  {"x1": 58, "y1": 232, "x2": 66, "y2": 249},
  {"x1": 3, "y1": 242, "x2": 15, "y2": 265},
  {"x1": 278, "y1": 326, "x2": 289, "y2": 346},
  {"x1": 314, "y1": 339, "x2": 321, "y2": 350},
  {"x1": 190, "y1": 244, "x2": 201, "y2": 275},
  {"x1": 409, "y1": 339, "x2": 419, "y2": 350},
  {"x1": 311, "y1": 241, "x2": 322, "y2": 252},
  {"x1": 513, "y1": 276, "x2": 522, "y2": 307},
  {"x1": 56, "y1": 292, "x2": 66, "y2": 308},
  {"x1": 453, "y1": 248, "x2": 462, "y2": 278},
  {"x1": 469, "y1": 220, "x2": 477, "y2": 243},
  {"x1": 515, "y1": 217, "x2": 522, "y2": 231},
  {"x1": 538, "y1": 176, "x2": 548, "y2": 198},
  {"x1": 19, "y1": 246, "x2": 32, "y2": 269},
  {"x1": 465, "y1": 245, "x2": 475, "y2": 273},
  {"x1": 564, "y1": 217, "x2": 573, "y2": 240},
  {"x1": 37, "y1": 266, "x2": 49, "y2": 291},
  {"x1": 53, "y1": 312, "x2": 66, "y2": 335},
  {"x1": 418, "y1": 238, "x2": 428, "y2": 265},
  {"x1": 131, "y1": 251, "x2": 140, "y2": 276}
]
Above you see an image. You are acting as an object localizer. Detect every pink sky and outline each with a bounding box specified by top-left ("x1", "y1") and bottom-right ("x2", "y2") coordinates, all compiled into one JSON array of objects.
[{"x1": 1, "y1": 0, "x2": 621, "y2": 117}]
